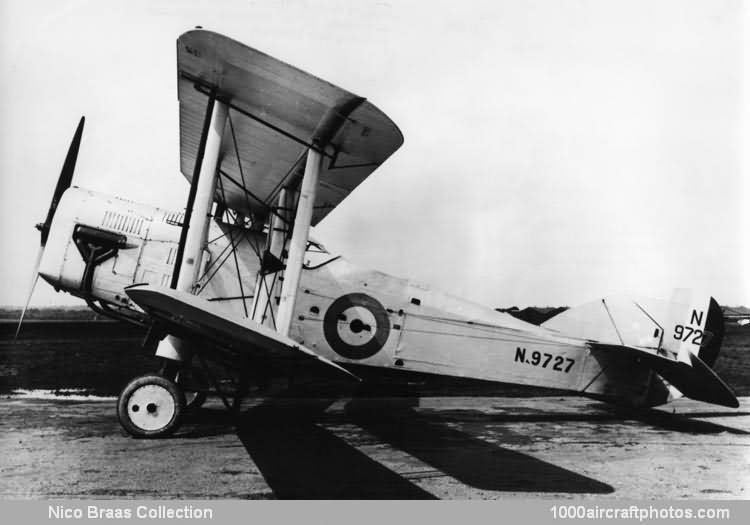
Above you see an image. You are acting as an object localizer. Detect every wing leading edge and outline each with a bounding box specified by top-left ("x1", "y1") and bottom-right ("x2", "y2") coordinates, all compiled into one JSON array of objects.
[{"x1": 177, "y1": 29, "x2": 404, "y2": 225}]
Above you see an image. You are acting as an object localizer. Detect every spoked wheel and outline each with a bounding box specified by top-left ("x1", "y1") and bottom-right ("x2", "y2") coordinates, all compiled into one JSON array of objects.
[
  {"x1": 117, "y1": 374, "x2": 185, "y2": 438},
  {"x1": 175, "y1": 367, "x2": 209, "y2": 411}
]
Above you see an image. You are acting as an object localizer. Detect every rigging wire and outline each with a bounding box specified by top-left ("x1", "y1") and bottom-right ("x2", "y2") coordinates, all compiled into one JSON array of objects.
[
  {"x1": 216, "y1": 172, "x2": 249, "y2": 317},
  {"x1": 227, "y1": 112, "x2": 257, "y2": 223}
]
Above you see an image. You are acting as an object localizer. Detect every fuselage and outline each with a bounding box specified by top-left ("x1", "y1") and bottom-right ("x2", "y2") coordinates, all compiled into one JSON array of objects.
[{"x1": 39, "y1": 187, "x2": 673, "y2": 407}]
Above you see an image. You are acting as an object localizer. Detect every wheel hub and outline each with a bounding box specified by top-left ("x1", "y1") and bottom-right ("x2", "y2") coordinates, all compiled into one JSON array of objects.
[{"x1": 126, "y1": 384, "x2": 176, "y2": 431}]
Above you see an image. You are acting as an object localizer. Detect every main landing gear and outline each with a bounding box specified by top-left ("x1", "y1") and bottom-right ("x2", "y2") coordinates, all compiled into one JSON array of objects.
[
  {"x1": 176, "y1": 367, "x2": 209, "y2": 411},
  {"x1": 117, "y1": 374, "x2": 185, "y2": 438},
  {"x1": 117, "y1": 363, "x2": 209, "y2": 438},
  {"x1": 117, "y1": 354, "x2": 262, "y2": 438}
]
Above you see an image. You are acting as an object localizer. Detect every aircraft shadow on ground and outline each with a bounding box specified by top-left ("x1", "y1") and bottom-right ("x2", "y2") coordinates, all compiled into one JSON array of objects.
[
  {"x1": 235, "y1": 395, "x2": 436, "y2": 499},
  {"x1": 234, "y1": 391, "x2": 613, "y2": 498},
  {"x1": 607, "y1": 407, "x2": 750, "y2": 436},
  {"x1": 345, "y1": 398, "x2": 614, "y2": 495},
  {"x1": 176, "y1": 408, "x2": 238, "y2": 439},
  {"x1": 449, "y1": 406, "x2": 750, "y2": 436},
  {"x1": 182, "y1": 394, "x2": 746, "y2": 498}
]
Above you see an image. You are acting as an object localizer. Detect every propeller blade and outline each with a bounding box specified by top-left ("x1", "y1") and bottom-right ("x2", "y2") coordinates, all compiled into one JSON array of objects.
[
  {"x1": 14, "y1": 246, "x2": 44, "y2": 340},
  {"x1": 39, "y1": 116, "x2": 85, "y2": 246}
]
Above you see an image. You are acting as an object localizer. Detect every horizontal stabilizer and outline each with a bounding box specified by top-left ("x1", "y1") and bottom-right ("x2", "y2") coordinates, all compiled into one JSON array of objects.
[
  {"x1": 125, "y1": 284, "x2": 358, "y2": 381},
  {"x1": 592, "y1": 343, "x2": 738, "y2": 408}
]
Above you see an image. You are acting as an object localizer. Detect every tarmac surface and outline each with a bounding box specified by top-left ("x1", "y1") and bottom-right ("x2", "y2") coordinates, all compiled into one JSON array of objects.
[{"x1": 1, "y1": 394, "x2": 748, "y2": 499}]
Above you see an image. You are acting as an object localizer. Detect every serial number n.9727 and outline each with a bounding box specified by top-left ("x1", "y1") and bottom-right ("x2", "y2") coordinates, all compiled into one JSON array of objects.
[
  {"x1": 514, "y1": 347, "x2": 575, "y2": 372},
  {"x1": 673, "y1": 324, "x2": 704, "y2": 345}
]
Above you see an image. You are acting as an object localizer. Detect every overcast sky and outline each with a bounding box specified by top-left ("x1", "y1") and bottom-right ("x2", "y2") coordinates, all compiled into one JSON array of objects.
[{"x1": 0, "y1": 0, "x2": 747, "y2": 309}]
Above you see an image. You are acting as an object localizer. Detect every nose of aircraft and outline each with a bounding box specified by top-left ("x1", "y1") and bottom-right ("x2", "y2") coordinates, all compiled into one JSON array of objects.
[
  {"x1": 36, "y1": 116, "x2": 85, "y2": 246},
  {"x1": 14, "y1": 116, "x2": 85, "y2": 338}
]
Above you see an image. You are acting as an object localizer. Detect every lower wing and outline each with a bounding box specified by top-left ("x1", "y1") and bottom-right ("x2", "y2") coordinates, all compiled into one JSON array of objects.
[{"x1": 125, "y1": 284, "x2": 358, "y2": 381}]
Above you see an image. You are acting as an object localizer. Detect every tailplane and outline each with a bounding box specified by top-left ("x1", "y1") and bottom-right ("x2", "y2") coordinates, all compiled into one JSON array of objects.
[
  {"x1": 589, "y1": 342, "x2": 738, "y2": 408},
  {"x1": 542, "y1": 292, "x2": 737, "y2": 408}
]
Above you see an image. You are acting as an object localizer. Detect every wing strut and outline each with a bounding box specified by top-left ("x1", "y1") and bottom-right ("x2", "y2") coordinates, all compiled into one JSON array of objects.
[
  {"x1": 157, "y1": 94, "x2": 228, "y2": 362},
  {"x1": 275, "y1": 147, "x2": 322, "y2": 336}
]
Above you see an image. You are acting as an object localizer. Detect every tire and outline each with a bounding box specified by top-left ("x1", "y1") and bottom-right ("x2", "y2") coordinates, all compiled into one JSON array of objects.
[{"x1": 117, "y1": 374, "x2": 185, "y2": 438}]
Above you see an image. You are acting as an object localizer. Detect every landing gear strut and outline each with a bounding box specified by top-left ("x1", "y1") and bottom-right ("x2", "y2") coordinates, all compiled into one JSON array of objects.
[
  {"x1": 156, "y1": 357, "x2": 209, "y2": 411},
  {"x1": 176, "y1": 367, "x2": 208, "y2": 410}
]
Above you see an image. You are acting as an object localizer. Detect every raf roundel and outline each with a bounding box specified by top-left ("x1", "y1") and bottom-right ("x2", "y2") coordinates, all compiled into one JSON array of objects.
[{"x1": 323, "y1": 293, "x2": 391, "y2": 360}]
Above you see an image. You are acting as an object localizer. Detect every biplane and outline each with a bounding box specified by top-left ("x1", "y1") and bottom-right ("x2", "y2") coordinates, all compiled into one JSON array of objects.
[{"x1": 19, "y1": 29, "x2": 738, "y2": 438}]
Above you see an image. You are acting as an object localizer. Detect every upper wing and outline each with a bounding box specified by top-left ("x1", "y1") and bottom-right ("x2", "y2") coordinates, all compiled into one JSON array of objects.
[
  {"x1": 177, "y1": 30, "x2": 403, "y2": 225},
  {"x1": 125, "y1": 284, "x2": 358, "y2": 381}
]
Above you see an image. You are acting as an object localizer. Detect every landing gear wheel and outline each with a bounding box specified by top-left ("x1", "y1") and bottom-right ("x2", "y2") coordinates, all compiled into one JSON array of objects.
[
  {"x1": 117, "y1": 374, "x2": 185, "y2": 438},
  {"x1": 176, "y1": 368, "x2": 208, "y2": 411}
]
